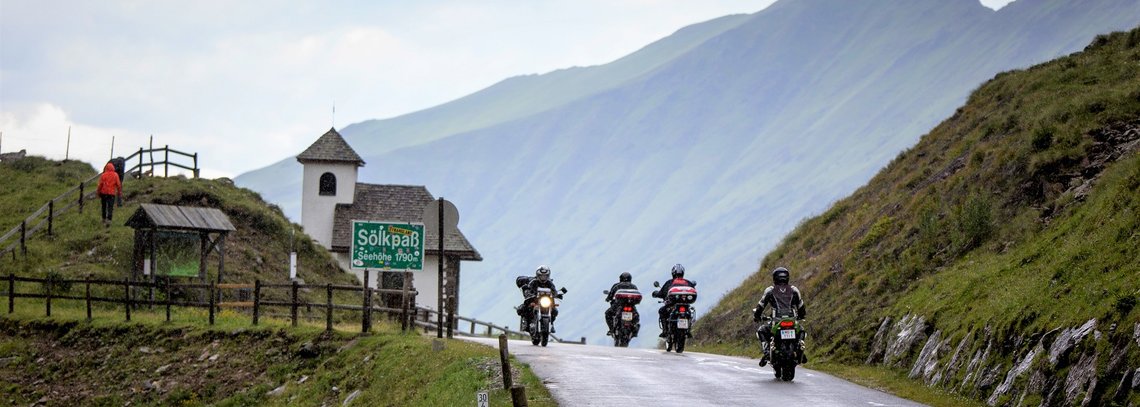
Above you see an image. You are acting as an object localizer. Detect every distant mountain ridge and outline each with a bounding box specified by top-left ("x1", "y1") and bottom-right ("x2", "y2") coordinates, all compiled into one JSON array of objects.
[{"x1": 236, "y1": 0, "x2": 1140, "y2": 346}]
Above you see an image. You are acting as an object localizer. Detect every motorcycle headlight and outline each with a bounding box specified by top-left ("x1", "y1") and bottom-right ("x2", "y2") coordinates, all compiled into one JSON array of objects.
[{"x1": 539, "y1": 296, "x2": 553, "y2": 308}]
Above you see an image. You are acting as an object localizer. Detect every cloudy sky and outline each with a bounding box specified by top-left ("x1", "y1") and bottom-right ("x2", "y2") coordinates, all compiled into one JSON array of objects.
[{"x1": 1, "y1": 0, "x2": 1015, "y2": 178}]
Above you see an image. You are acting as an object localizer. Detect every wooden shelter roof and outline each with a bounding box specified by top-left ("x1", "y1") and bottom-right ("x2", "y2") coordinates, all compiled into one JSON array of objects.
[{"x1": 125, "y1": 203, "x2": 236, "y2": 232}]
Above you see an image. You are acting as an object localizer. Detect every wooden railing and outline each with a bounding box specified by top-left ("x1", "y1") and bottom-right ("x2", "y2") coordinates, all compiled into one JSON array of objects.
[
  {"x1": 0, "y1": 146, "x2": 199, "y2": 259},
  {"x1": 411, "y1": 306, "x2": 586, "y2": 344},
  {"x1": 0, "y1": 273, "x2": 418, "y2": 333}
]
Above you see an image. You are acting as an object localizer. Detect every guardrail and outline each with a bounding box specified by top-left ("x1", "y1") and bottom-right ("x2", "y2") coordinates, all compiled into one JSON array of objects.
[
  {"x1": 0, "y1": 146, "x2": 199, "y2": 259},
  {"x1": 411, "y1": 306, "x2": 586, "y2": 344}
]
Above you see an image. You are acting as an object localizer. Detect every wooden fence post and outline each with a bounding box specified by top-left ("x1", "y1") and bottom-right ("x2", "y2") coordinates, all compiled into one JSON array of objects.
[
  {"x1": 8, "y1": 273, "x2": 14, "y2": 314},
  {"x1": 164, "y1": 277, "x2": 171, "y2": 322},
  {"x1": 362, "y1": 269, "x2": 371, "y2": 334},
  {"x1": 400, "y1": 271, "x2": 410, "y2": 331},
  {"x1": 48, "y1": 201, "x2": 54, "y2": 237},
  {"x1": 193, "y1": 153, "x2": 199, "y2": 179},
  {"x1": 78, "y1": 182, "x2": 84, "y2": 212},
  {"x1": 164, "y1": 146, "x2": 169, "y2": 177},
  {"x1": 291, "y1": 280, "x2": 299, "y2": 327},
  {"x1": 326, "y1": 283, "x2": 333, "y2": 332},
  {"x1": 138, "y1": 148, "x2": 144, "y2": 179},
  {"x1": 208, "y1": 283, "x2": 215, "y2": 325},
  {"x1": 124, "y1": 278, "x2": 131, "y2": 322},
  {"x1": 499, "y1": 334, "x2": 513, "y2": 390},
  {"x1": 44, "y1": 275, "x2": 52, "y2": 317},
  {"x1": 85, "y1": 274, "x2": 92, "y2": 322},
  {"x1": 252, "y1": 279, "x2": 260, "y2": 326},
  {"x1": 447, "y1": 296, "x2": 455, "y2": 339},
  {"x1": 510, "y1": 386, "x2": 528, "y2": 407},
  {"x1": 20, "y1": 220, "x2": 26, "y2": 257}
]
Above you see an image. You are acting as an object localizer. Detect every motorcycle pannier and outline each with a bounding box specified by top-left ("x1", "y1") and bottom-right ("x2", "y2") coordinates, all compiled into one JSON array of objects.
[
  {"x1": 613, "y1": 289, "x2": 642, "y2": 305},
  {"x1": 667, "y1": 286, "x2": 698, "y2": 304},
  {"x1": 515, "y1": 276, "x2": 532, "y2": 288}
]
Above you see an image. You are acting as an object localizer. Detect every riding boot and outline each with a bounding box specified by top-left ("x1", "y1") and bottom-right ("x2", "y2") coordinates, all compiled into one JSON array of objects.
[{"x1": 759, "y1": 342, "x2": 770, "y2": 367}]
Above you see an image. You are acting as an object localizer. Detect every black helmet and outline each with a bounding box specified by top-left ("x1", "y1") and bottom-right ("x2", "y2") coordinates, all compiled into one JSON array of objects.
[
  {"x1": 671, "y1": 264, "x2": 685, "y2": 279},
  {"x1": 535, "y1": 265, "x2": 551, "y2": 281},
  {"x1": 619, "y1": 272, "x2": 632, "y2": 283},
  {"x1": 772, "y1": 267, "x2": 790, "y2": 285}
]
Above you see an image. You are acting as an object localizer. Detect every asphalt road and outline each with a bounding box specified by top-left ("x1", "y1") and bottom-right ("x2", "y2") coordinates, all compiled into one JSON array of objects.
[{"x1": 464, "y1": 337, "x2": 926, "y2": 407}]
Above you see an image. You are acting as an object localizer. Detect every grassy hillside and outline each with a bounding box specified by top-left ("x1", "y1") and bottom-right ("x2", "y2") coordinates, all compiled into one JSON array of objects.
[
  {"x1": 0, "y1": 159, "x2": 554, "y2": 406},
  {"x1": 695, "y1": 27, "x2": 1140, "y2": 404},
  {"x1": 1, "y1": 157, "x2": 357, "y2": 294},
  {"x1": 0, "y1": 307, "x2": 554, "y2": 406}
]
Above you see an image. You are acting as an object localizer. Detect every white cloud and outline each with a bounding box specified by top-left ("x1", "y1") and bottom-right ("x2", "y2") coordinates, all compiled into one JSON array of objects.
[{"x1": 2, "y1": 1, "x2": 778, "y2": 178}]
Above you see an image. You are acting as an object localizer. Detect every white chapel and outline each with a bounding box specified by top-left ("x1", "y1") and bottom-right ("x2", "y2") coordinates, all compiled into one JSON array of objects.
[{"x1": 296, "y1": 128, "x2": 481, "y2": 312}]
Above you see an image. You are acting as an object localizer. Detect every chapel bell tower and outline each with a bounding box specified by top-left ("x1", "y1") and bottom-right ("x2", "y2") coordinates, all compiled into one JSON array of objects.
[{"x1": 297, "y1": 127, "x2": 364, "y2": 249}]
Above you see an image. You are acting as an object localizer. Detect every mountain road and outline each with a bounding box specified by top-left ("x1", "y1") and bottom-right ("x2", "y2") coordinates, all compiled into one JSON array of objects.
[{"x1": 463, "y1": 337, "x2": 926, "y2": 406}]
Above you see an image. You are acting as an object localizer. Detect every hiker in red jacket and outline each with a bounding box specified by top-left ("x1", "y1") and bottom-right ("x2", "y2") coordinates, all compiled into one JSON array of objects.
[{"x1": 97, "y1": 162, "x2": 122, "y2": 227}]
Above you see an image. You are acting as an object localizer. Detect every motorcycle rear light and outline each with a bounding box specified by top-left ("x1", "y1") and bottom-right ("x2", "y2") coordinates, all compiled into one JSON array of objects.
[
  {"x1": 779, "y1": 320, "x2": 795, "y2": 328},
  {"x1": 679, "y1": 306, "x2": 687, "y2": 313},
  {"x1": 623, "y1": 306, "x2": 632, "y2": 312}
]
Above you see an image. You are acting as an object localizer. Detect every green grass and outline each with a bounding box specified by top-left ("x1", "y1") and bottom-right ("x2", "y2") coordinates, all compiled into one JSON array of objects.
[
  {"x1": 694, "y1": 26, "x2": 1140, "y2": 404},
  {"x1": 811, "y1": 363, "x2": 986, "y2": 407},
  {"x1": 0, "y1": 298, "x2": 555, "y2": 406}
]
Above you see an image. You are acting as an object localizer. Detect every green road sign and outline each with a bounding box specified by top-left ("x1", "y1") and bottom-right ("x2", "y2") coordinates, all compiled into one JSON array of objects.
[{"x1": 351, "y1": 221, "x2": 424, "y2": 271}]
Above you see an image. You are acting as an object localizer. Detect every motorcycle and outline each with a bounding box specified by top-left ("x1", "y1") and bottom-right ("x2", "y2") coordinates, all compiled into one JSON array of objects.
[
  {"x1": 521, "y1": 286, "x2": 566, "y2": 347},
  {"x1": 602, "y1": 288, "x2": 642, "y2": 347},
  {"x1": 756, "y1": 313, "x2": 807, "y2": 381},
  {"x1": 653, "y1": 281, "x2": 698, "y2": 353}
]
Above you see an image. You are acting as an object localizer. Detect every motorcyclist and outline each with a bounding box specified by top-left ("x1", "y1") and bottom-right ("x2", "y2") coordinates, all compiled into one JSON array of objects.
[
  {"x1": 520, "y1": 265, "x2": 561, "y2": 332},
  {"x1": 652, "y1": 264, "x2": 694, "y2": 338},
  {"x1": 604, "y1": 272, "x2": 639, "y2": 336},
  {"x1": 752, "y1": 266, "x2": 807, "y2": 367}
]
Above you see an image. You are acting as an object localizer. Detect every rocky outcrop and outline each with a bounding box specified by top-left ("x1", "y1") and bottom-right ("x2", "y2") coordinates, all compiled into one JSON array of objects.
[
  {"x1": 909, "y1": 330, "x2": 950, "y2": 384},
  {"x1": 866, "y1": 317, "x2": 893, "y2": 364},
  {"x1": 876, "y1": 314, "x2": 928, "y2": 368},
  {"x1": 987, "y1": 342, "x2": 1042, "y2": 405},
  {"x1": 0, "y1": 149, "x2": 27, "y2": 162},
  {"x1": 1049, "y1": 319, "x2": 1097, "y2": 365},
  {"x1": 866, "y1": 316, "x2": 1138, "y2": 406}
]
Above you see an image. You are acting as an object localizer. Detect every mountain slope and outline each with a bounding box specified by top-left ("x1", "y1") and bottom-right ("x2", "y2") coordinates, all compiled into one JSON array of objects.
[
  {"x1": 695, "y1": 27, "x2": 1140, "y2": 406},
  {"x1": 233, "y1": 12, "x2": 753, "y2": 218},
  {"x1": 235, "y1": 0, "x2": 1140, "y2": 346}
]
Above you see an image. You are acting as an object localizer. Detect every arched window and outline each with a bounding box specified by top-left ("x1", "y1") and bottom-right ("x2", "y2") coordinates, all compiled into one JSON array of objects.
[{"x1": 319, "y1": 172, "x2": 337, "y2": 196}]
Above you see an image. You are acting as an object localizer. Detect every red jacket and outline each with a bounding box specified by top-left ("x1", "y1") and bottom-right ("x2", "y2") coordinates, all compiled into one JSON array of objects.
[{"x1": 97, "y1": 162, "x2": 121, "y2": 196}]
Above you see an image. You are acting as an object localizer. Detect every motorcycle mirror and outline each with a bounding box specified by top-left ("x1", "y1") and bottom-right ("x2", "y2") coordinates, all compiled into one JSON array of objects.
[
  {"x1": 691, "y1": 280, "x2": 697, "y2": 287},
  {"x1": 561, "y1": 287, "x2": 568, "y2": 294},
  {"x1": 653, "y1": 281, "x2": 660, "y2": 288},
  {"x1": 602, "y1": 290, "x2": 610, "y2": 295}
]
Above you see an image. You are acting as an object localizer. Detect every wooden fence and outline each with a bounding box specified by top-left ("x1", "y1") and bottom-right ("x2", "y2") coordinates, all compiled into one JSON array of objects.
[
  {"x1": 410, "y1": 306, "x2": 586, "y2": 344},
  {"x1": 0, "y1": 146, "x2": 200, "y2": 259},
  {"x1": 0, "y1": 273, "x2": 419, "y2": 333},
  {"x1": 1, "y1": 272, "x2": 585, "y2": 343}
]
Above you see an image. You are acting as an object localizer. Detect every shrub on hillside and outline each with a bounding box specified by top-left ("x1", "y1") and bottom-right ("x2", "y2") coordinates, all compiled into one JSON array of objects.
[{"x1": 953, "y1": 194, "x2": 993, "y2": 253}]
